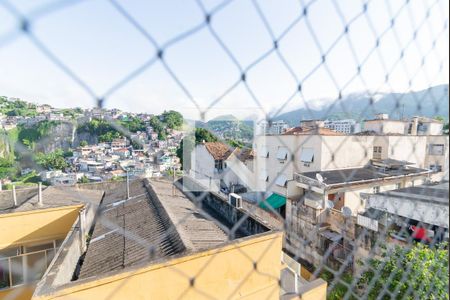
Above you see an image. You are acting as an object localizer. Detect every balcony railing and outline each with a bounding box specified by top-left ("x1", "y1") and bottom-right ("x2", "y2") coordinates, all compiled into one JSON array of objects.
[{"x1": 0, "y1": 248, "x2": 56, "y2": 290}]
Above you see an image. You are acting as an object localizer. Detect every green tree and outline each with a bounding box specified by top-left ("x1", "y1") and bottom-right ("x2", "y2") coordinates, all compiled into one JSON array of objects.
[
  {"x1": 194, "y1": 128, "x2": 218, "y2": 144},
  {"x1": 79, "y1": 140, "x2": 88, "y2": 147},
  {"x1": 356, "y1": 243, "x2": 448, "y2": 300},
  {"x1": 227, "y1": 139, "x2": 244, "y2": 148},
  {"x1": 176, "y1": 136, "x2": 194, "y2": 170},
  {"x1": 78, "y1": 176, "x2": 89, "y2": 184},
  {"x1": 0, "y1": 157, "x2": 17, "y2": 179},
  {"x1": 161, "y1": 110, "x2": 183, "y2": 129},
  {"x1": 120, "y1": 117, "x2": 146, "y2": 132},
  {"x1": 35, "y1": 150, "x2": 69, "y2": 170},
  {"x1": 149, "y1": 116, "x2": 164, "y2": 132}
]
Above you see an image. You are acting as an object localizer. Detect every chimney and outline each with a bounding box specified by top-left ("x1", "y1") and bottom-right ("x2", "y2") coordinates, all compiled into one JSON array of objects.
[
  {"x1": 375, "y1": 113, "x2": 389, "y2": 120},
  {"x1": 12, "y1": 184, "x2": 17, "y2": 207},
  {"x1": 38, "y1": 182, "x2": 43, "y2": 206},
  {"x1": 410, "y1": 117, "x2": 419, "y2": 135}
]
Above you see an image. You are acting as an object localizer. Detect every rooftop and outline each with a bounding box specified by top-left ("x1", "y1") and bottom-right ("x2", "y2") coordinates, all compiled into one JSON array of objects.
[
  {"x1": 0, "y1": 186, "x2": 104, "y2": 214},
  {"x1": 78, "y1": 180, "x2": 185, "y2": 279},
  {"x1": 204, "y1": 142, "x2": 235, "y2": 160},
  {"x1": 363, "y1": 181, "x2": 449, "y2": 228},
  {"x1": 78, "y1": 178, "x2": 257, "y2": 279},
  {"x1": 298, "y1": 163, "x2": 431, "y2": 188},
  {"x1": 282, "y1": 126, "x2": 344, "y2": 136},
  {"x1": 372, "y1": 181, "x2": 449, "y2": 206}
]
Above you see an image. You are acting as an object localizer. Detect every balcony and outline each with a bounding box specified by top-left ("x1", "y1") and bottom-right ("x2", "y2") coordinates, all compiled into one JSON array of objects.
[{"x1": 0, "y1": 247, "x2": 57, "y2": 290}]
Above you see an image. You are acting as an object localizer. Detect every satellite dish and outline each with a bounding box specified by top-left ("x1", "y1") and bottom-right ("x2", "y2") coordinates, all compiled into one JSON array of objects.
[
  {"x1": 316, "y1": 173, "x2": 324, "y2": 183},
  {"x1": 341, "y1": 206, "x2": 352, "y2": 218},
  {"x1": 325, "y1": 200, "x2": 334, "y2": 209}
]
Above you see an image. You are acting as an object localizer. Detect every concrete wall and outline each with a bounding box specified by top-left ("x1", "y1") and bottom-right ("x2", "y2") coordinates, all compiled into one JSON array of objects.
[
  {"x1": 320, "y1": 136, "x2": 373, "y2": 170},
  {"x1": 425, "y1": 135, "x2": 449, "y2": 181},
  {"x1": 0, "y1": 186, "x2": 39, "y2": 210},
  {"x1": 31, "y1": 200, "x2": 101, "y2": 289},
  {"x1": 33, "y1": 233, "x2": 283, "y2": 300},
  {"x1": 190, "y1": 144, "x2": 217, "y2": 189},
  {"x1": 385, "y1": 136, "x2": 427, "y2": 168},
  {"x1": 364, "y1": 120, "x2": 406, "y2": 134}
]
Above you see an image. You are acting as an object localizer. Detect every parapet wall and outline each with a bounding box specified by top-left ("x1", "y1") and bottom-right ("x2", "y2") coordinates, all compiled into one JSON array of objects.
[
  {"x1": 0, "y1": 186, "x2": 39, "y2": 210},
  {"x1": 33, "y1": 195, "x2": 103, "y2": 296}
]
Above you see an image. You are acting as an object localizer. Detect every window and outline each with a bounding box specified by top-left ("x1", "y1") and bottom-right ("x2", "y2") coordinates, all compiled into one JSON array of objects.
[
  {"x1": 428, "y1": 144, "x2": 444, "y2": 156},
  {"x1": 373, "y1": 186, "x2": 380, "y2": 193},
  {"x1": 373, "y1": 146, "x2": 382, "y2": 159},
  {"x1": 214, "y1": 160, "x2": 223, "y2": 172},
  {"x1": 395, "y1": 183, "x2": 402, "y2": 189},
  {"x1": 259, "y1": 171, "x2": 269, "y2": 182},
  {"x1": 429, "y1": 165, "x2": 442, "y2": 172},
  {"x1": 275, "y1": 174, "x2": 288, "y2": 187},
  {"x1": 300, "y1": 147, "x2": 314, "y2": 163},
  {"x1": 276, "y1": 147, "x2": 288, "y2": 160},
  {"x1": 259, "y1": 147, "x2": 269, "y2": 158}
]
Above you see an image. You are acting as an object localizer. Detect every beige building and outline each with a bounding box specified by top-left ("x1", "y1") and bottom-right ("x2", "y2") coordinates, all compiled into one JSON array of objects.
[
  {"x1": 254, "y1": 128, "x2": 449, "y2": 200},
  {"x1": 284, "y1": 159, "x2": 433, "y2": 270},
  {"x1": 362, "y1": 114, "x2": 444, "y2": 135}
]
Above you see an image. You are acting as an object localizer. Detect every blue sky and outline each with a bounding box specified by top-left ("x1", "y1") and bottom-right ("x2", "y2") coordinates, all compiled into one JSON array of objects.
[{"x1": 0, "y1": 0, "x2": 448, "y2": 120}]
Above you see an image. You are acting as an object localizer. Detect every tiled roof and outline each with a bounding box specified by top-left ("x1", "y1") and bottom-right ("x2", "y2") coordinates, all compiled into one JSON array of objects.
[
  {"x1": 204, "y1": 142, "x2": 235, "y2": 160},
  {"x1": 78, "y1": 180, "x2": 185, "y2": 279},
  {"x1": 78, "y1": 178, "x2": 239, "y2": 279},
  {"x1": 236, "y1": 148, "x2": 255, "y2": 162}
]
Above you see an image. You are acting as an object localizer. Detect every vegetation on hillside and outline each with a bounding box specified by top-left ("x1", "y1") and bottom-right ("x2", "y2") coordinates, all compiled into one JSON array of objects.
[
  {"x1": 77, "y1": 119, "x2": 122, "y2": 143},
  {"x1": 0, "y1": 96, "x2": 37, "y2": 117},
  {"x1": 35, "y1": 149, "x2": 71, "y2": 170},
  {"x1": 17, "y1": 120, "x2": 61, "y2": 149}
]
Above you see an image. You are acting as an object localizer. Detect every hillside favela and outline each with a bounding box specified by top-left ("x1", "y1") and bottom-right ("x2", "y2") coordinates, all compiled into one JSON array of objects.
[{"x1": 0, "y1": 1, "x2": 448, "y2": 300}]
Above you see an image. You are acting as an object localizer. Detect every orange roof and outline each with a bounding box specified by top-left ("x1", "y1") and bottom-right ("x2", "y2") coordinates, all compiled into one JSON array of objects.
[
  {"x1": 236, "y1": 148, "x2": 255, "y2": 162},
  {"x1": 204, "y1": 142, "x2": 235, "y2": 160}
]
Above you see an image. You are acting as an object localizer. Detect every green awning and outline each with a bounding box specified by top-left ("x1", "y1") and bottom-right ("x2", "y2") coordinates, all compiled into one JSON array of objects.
[{"x1": 259, "y1": 193, "x2": 286, "y2": 210}]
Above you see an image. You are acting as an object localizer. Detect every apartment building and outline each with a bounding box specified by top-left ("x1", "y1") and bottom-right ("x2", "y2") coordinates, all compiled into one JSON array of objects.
[
  {"x1": 324, "y1": 119, "x2": 357, "y2": 134},
  {"x1": 283, "y1": 159, "x2": 433, "y2": 269},
  {"x1": 259, "y1": 120, "x2": 290, "y2": 135},
  {"x1": 362, "y1": 114, "x2": 444, "y2": 135},
  {"x1": 254, "y1": 125, "x2": 448, "y2": 201}
]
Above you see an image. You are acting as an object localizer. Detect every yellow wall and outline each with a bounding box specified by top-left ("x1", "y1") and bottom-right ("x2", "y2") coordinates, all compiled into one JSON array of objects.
[
  {"x1": 34, "y1": 232, "x2": 283, "y2": 300},
  {"x1": 0, "y1": 205, "x2": 82, "y2": 249},
  {"x1": 0, "y1": 284, "x2": 36, "y2": 300}
]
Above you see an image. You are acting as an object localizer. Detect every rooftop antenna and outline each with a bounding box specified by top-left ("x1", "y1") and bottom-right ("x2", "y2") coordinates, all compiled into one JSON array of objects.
[
  {"x1": 316, "y1": 173, "x2": 324, "y2": 184},
  {"x1": 126, "y1": 169, "x2": 130, "y2": 199}
]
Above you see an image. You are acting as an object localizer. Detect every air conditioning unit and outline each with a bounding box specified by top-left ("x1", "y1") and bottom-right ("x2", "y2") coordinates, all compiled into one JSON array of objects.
[{"x1": 228, "y1": 193, "x2": 242, "y2": 208}]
